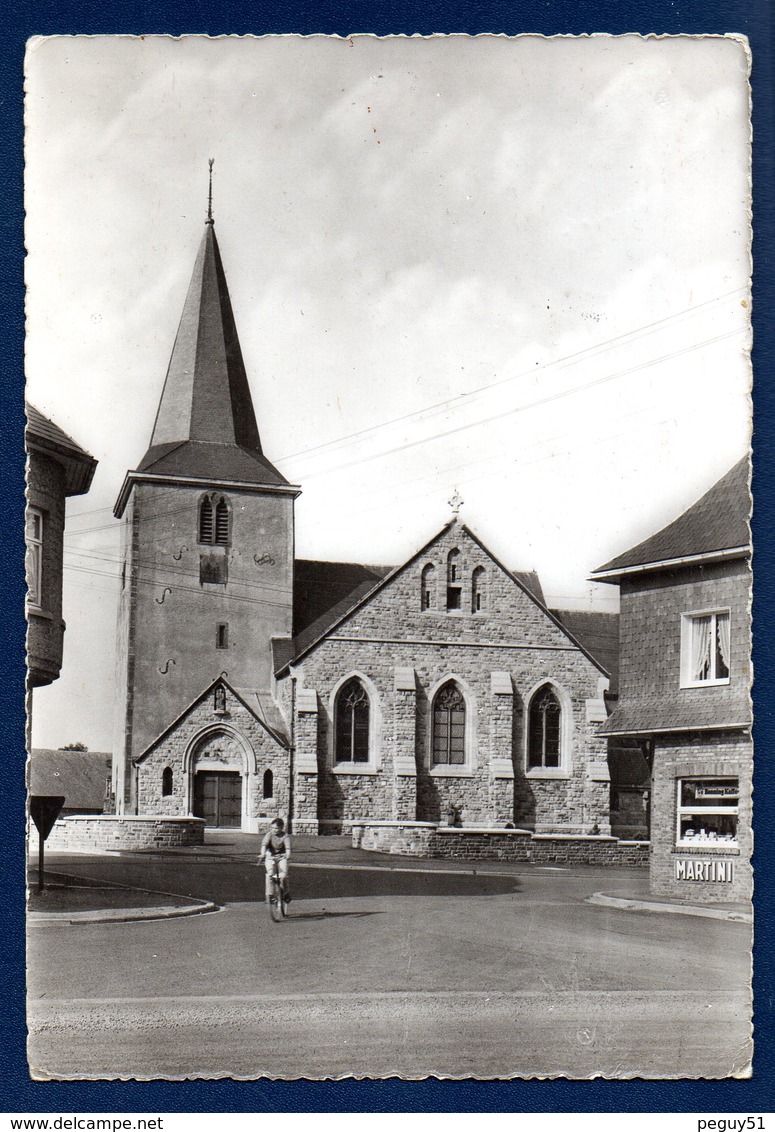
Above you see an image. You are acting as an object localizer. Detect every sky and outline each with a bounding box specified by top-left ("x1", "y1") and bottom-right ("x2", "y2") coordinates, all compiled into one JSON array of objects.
[{"x1": 24, "y1": 34, "x2": 752, "y2": 751}]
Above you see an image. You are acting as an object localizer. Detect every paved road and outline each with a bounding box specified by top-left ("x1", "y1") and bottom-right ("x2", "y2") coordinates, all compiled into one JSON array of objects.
[{"x1": 27, "y1": 845, "x2": 752, "y2": 1079}]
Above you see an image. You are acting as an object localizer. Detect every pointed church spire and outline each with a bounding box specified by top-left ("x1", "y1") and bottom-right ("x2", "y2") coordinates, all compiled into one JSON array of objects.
[{"x1": 137, "y1": 170, "x2": 290, "y2": 489}]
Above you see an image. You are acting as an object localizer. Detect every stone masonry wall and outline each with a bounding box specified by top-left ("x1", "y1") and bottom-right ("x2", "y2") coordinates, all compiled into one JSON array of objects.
[
  {"x1": 352, "y1": 821, "x2": 649, "y2": 866},
  {"x1": 136, "y1": 683, "x2": 290, "y2": 832},
  {"x1": 287, "y1": 522, "x2": 610, "y2": 834},
  {"x1": 30, "y1": 815, "x2": 205, "y2": 852},
  {"x1": 650, "y1": 730, "x2": 752, "y2": 902}
]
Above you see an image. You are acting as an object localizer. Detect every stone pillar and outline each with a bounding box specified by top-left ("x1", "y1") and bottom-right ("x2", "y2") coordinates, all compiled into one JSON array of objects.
[
  {"x1": 392, "y1": 667, "x2": 418, "y2": 820},
  {"x1": 294, "y1": 687, "x2": 319, "y2": 834},
  {"x1": 585, "y1": 677, "x2": 612, "y2": 835},
  {"x1": 489, "y1": 671, "x2": 515, "y2": 825}
]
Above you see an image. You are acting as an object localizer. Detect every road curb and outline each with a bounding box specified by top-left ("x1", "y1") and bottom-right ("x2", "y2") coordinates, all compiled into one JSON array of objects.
[
  {"x1": 28, "y1": 900, "x2": 219, "y2": 925},
  {"x1": 587, "y1": 891, "x2": 752, "y2": 923}
]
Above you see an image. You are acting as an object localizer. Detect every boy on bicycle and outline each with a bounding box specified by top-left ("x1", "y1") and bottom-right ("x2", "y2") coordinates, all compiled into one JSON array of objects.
[{"x1": 259, "y1": 817, "x2": 291, "y2": 907}]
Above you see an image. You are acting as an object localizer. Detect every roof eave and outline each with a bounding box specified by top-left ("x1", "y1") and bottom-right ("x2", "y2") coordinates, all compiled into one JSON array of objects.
[
  {"x1": 26, "y1": 436, "x2": 98, "y2": 497},
  {"x1": 599, "y1": 720, "x2": 752, "y2": 737},
  {"x1": 590, "y1": 545, "x2": 751, "y2": 583},
  {"x1": 114, "y1": 469, "x2": 302, "y2": 518}
]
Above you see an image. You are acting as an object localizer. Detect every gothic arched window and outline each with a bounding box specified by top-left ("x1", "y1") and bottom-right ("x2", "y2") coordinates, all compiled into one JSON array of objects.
[
  {"x1": 263, "y1": 769, "x2": 274, "y2": 799},
  {"x1": 527, "y1": 685, "x2": 562, "y2": 769},
  {"x1": 471, "y1": 566, "x2": 485, "y2": 613},
  {"x1": 335, "y1": 677, "x2": 370, "y2": 763},
  {"x1": 199, "y1": 494, "x2": 230, "y2": 546},
  {"x1": 162, "y1": 767, "x2": 173, "y2": 796},
  {"x1": 432, "y1": 681, "x2": 466, "y2": 766},
  {"x1": 421, "y1": 563, "x2": 435, "y2": 611}
]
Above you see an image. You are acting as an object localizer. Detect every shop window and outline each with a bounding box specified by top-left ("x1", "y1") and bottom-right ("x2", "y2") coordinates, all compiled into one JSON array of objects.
[
  {"x1": 335, "y1": 677, "x2": 370, "y2": 763},
  {"x1": 162, "y1": 767, "x2": 173, "y2": 796},
  {"x1": 446, "y1": 549, "x2": 462, "y2": 611},
  {"x1": 421, "y1": 563, "x2": 435, "y2": 611},
  {"x1": 25, "y1": 508, "x2": 43, "y2": 606},
  {"x1": 681, "y1": 610, "x2": 730, "y2": 686},
  {"x1": 676, "y1": 778, "x2": 738, "y2": 846},
  {"x1": 199, "y1": 494, "x2": 230, "y2": 546},
  {"x1": 527, "y1": 685, "x2": 561, "y2": 769},
  {"x1": 432, "y1": 681, "x2": 466, "y2": 766},
  {"x1": 263, "y1": 769, "x2": 274, "y2": 799},
  {"x1": 471, "y1": 566, "x2": 485, "y2": 613}
]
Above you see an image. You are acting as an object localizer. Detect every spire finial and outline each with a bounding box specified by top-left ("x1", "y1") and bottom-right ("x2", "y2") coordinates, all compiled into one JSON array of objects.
[
  {"x1": 448, "y1": 488, "x2": 464, "y2": 517},
  {"x1": 207, "y1": 158, "x2": 214, "y2": 224}
]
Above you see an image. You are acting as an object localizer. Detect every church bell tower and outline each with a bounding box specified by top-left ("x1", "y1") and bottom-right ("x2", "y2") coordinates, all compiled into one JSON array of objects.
[{"x1": 112, "y1": 167, "x2": 300, "y2": 811}]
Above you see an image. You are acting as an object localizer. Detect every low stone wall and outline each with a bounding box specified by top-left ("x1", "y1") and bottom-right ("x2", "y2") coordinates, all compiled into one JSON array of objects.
[
  {"x1": 29, "y1": 815, "x2": 205, "y2": 853},
  {"x1": 352, "y1": 821, "x2": 649, "y2": 867}
]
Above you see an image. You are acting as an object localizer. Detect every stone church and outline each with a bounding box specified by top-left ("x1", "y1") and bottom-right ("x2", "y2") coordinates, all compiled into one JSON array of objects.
[{"x1": 112, "y1": 208, "x2": 616, "y2": 836}]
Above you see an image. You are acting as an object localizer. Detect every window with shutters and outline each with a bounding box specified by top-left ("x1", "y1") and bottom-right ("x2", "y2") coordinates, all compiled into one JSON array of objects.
[
  {"x1": 335, "y1": 677, "x2": 370, "y2": 763},
  {"x1": 432, "y1": 681, "x2": 466, "y2": 766},
  {"x1": 199, "y1": 494, "x2": 230, "y2": 546}
]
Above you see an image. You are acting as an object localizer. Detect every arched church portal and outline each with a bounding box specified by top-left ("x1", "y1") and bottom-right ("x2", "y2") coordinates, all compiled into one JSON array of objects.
[{"x1": 188, "y1": 729, "x2": 250, "y2": 829}]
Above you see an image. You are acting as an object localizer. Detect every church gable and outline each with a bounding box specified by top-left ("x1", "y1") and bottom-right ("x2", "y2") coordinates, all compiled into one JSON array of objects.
[
  {"x1": 283, "y1": 521, "x2": 606, "y2": 675},
  {"x1": 135, "y1": 678, "x2": 286, "y2": 766}
]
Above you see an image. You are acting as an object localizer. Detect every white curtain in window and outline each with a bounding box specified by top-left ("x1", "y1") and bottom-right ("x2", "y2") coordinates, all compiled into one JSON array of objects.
[
  {"x1": 717, "y1": 613, "x2": 731, "y2": 670},
  {"x1": 691, "y1": 616, "x2": 711, "y2": 680}
]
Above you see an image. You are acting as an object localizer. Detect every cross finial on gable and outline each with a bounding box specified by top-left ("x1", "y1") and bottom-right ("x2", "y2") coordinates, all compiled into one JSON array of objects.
[
  {"x1": 207, "y1": 158, "x2": 215, "y2": 224},
  {"x1": 448, "y1": 489, "x2": 464, "y2": 516}
]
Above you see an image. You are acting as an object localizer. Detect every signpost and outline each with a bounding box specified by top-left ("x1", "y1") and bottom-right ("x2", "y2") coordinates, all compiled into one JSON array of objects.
[{"x1": 30, "y1": 795, "x2": 65, "y2": 893}]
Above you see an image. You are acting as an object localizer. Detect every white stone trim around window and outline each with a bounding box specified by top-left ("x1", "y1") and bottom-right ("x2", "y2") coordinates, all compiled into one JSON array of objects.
[
  {"x1": 427, "y1": 673, "x2": 477, "y2": 774},
  {"x1": 522, "y1": 679, "x2": 574, "y2": 779},
  {"x1": 680, "y1": 608, "x2": 732, "y2": 688},
  {"x1": 328, "y1": 671, "x2": 382, "y2": 773}
]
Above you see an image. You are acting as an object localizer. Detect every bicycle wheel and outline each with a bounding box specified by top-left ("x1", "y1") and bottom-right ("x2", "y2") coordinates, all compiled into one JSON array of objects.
[{"x1": 267, "y1": 880, "x2": 283, "y2": 923}]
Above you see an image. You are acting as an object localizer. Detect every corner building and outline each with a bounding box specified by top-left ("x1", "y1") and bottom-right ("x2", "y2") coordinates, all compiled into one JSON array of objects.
[
  {"x1": 591, "y1": 460, "x2": 752, "y2": 902},
  {"x1": 114, "y1": 208, "x2": 615, "y2": 837}
]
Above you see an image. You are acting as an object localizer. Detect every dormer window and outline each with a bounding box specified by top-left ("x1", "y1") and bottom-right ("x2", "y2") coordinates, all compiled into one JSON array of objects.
[
  {"x1": 199, "y1": 494, "x2": 230, "y2": 546},
  {"x1": 446, "y1": 549, "x2": 462, "y2": 611}
]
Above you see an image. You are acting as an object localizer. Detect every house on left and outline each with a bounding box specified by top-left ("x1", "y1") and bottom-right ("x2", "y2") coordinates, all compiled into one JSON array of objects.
[{"x1": 25, "y1": 404, "x2": 97, "y2": 738}]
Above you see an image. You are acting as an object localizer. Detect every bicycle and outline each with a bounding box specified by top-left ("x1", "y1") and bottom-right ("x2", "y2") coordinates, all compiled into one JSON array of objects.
[{"x1": 265, "y1": 856, "x2": 289, "y2": 923}]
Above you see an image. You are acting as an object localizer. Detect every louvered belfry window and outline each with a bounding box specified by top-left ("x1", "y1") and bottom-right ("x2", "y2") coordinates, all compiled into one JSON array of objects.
[
  {"x1": 215, "y1": 498, "x2": 229, "y2": 545},
  {"x1": 199, "y1": 494, "x2": 230, "y2": 545},
  {"x1": 432, "y1": 681, "x2": 466, "y2": 765},
  {"x1": 335, "y1": 678, "x2": 370, "y2": 763}
]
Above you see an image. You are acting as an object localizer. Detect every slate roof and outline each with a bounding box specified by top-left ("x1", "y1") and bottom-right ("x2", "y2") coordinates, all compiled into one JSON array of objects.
[
  {"x1": 28, "y1": 750, "x2": 111, "y2": 812},
  {"x1": 592, "y1": 457, "x2": 750, "y2": 578},
  {"x1": 512, "y1": 570, "x2": 545, "y2": 606},
  {"x1": 25, "y1": 405, "x2": 97, "y2": 496},
  {"x1": 550, "y1": 610, "x2": 620, "y2": 692},
  {"x1": 599, "y1": 695, "x2": 752, "y2": 736},
  {"x1": 137, "y1": 221, "x2": 288, "y2": 489}
]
